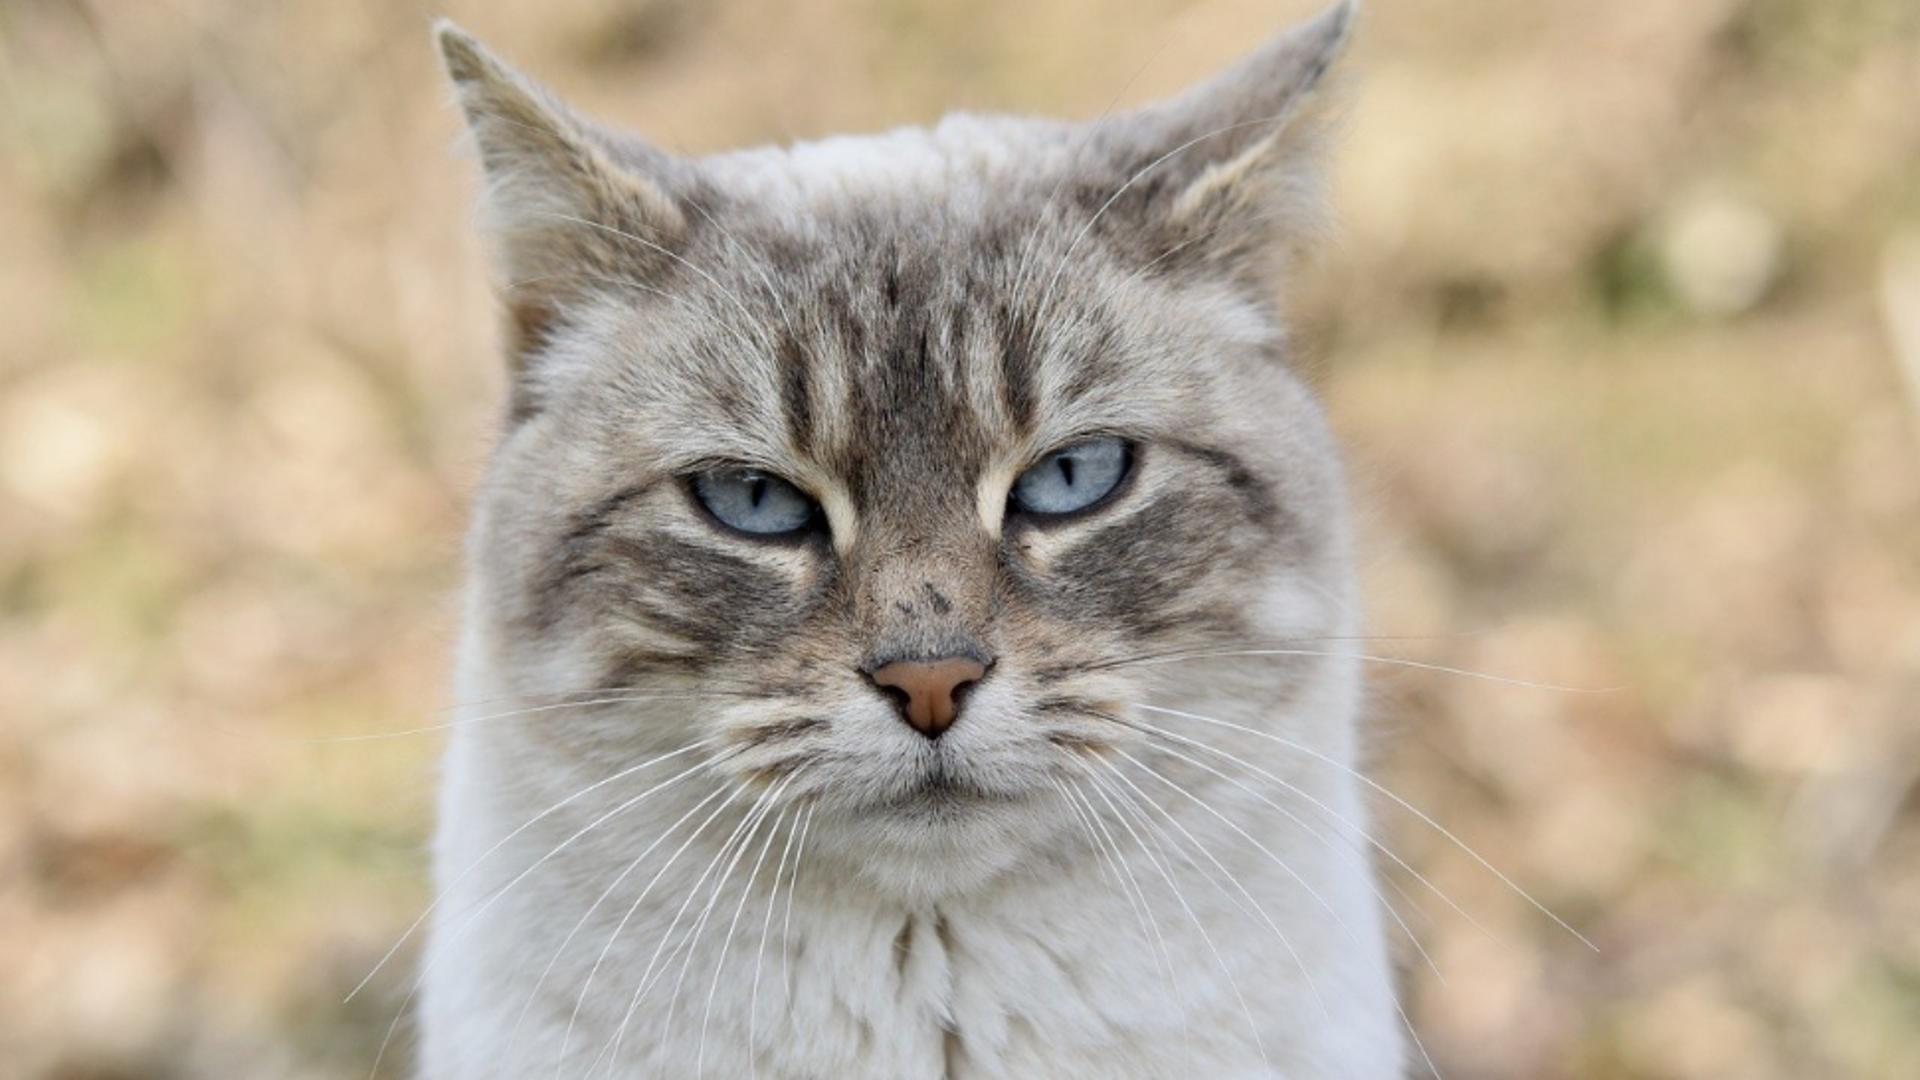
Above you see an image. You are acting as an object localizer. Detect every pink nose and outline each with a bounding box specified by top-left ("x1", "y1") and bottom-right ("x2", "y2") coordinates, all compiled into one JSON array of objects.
[{"x1": 868, "y1": 657, "x2": 988, "y2": 738}]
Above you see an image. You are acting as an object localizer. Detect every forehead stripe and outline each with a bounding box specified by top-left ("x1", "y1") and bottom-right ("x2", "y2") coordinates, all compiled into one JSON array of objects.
[
  {"x1": 995, "y1": 303, "x2": 1038, "y2": 432},
  {"x1": 776, "y1": 334, "x2": 815, "y2": 453}
]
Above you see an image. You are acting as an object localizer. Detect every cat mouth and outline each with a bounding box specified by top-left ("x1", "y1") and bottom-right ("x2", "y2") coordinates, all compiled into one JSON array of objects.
[{"x1": 882, "y1": 765, "x2": 1002, "y2": 814}]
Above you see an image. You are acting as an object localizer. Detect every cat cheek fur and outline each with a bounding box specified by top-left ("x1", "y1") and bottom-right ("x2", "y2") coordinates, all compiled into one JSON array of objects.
[{"x1": 422, "y1": 4, "x2": 1405, "y2": 1077}]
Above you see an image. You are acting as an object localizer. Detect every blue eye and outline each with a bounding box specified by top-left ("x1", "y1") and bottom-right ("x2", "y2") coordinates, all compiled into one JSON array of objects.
[
  {"x1": 692, "y1": 468, "x2": 819, "y2": 536},
  {"x1": 1009, "y1": 437, "x2": 1132, "y2": 517}
]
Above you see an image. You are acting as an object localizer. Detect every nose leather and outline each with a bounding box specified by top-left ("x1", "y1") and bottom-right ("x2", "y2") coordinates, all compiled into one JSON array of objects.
[{"x1": 868, "y1": 657, "x2": 988, "y2": 738}]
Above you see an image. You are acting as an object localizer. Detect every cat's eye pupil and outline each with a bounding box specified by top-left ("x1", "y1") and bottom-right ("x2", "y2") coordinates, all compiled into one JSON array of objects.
[{"x1": 1009, "y1": 437, "x2": 1130, "y2": 518}]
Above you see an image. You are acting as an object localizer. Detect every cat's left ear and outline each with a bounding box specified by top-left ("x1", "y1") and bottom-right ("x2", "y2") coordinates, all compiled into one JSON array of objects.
[{"x1": 1099, "y1": 1, "x2": 1354, "y2": 285}]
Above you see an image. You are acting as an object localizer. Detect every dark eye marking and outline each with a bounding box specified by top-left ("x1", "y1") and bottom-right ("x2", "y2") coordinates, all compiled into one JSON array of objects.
[
  {"x1": 1031, "y1": 695, "x2": 1104, "y2": 716},
  {"x1": 1163, "y1": 440, "x2": 1281, "y2": 531},
  {"x1": 1025, "y1": 489, "x2": 1240, "y2": 640},
  {"x1": 736, "y1": 716, "x2": 830, "y2": 748},
  {"x1": 565, "y1": 481, "x2": 661, "y2": 542},
  {"x1": 523, "y1": 481, "x2": 664, "y2": 630},
  {"x1": 592, "y1": 529, "x2": 819, "y2": 657}
]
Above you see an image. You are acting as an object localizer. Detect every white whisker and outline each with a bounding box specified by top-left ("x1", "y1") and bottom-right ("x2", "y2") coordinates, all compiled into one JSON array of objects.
[
  {"x1": 1080, "y1": 763, "x2": 1272, "y2": 1070},
  {"x1": 349, "y1": 738, "x2": 711, "y2": 1004},
  {"x1": 367, "y1": 745, "x2": 730, "y2": 1079},
  {"x1": 1051, "y1": 778, "x2": 1158, "y2": 962},
  {"x1": 1003, "y1": 48, "x2": 1167, "y2": 315},
  {"x1": 429, "y1": 681, "x2": 762, "y2": 717},
  {"x1": 780, "y1": 803, "x2": 816, "y2": 1001},
  {"x1": 697, "y1": 801, "x2": 792, "y2": 1077},
  {"x1": 1120, "y1": 712, "x2": 1491, "y2": 945},
  {"x1": 748, "y1": 802, "x2": 806, "y2": 1079},
  {"x1": 1033, "y1": 110, "x2": 1323, "y2": 323},
  {"x1": 1087, "y1": 753, "x2": 1329, "y2": 1017},
  {"x1": 557, "y1": 781, "x2": 753, "y2": 1077},
  {"x1": 1058, "y1": 778, "x2": 1192, "y2": 1067},
  {"x1": 312, "y1": 694, "x2": 733, "y2": 744},
  {"x1": 1115, "y1": 734, "x2": 1446, "y2": 982},
  {"x1": 1098, "y1": 750, "x2": 1444, "y2": 1076},
  {"x1": 504, "y1": 780, "x2": 738, "y2": 1058},
  {"x1": 1133, "y1": 702, "x2": 1597, "y2": 951},
  {"x1": 505, "y1": 268, "x2": 678, "y2": 304},
  {"x1": 681, "y1": 196, "x2": 800, "y2": 341},
  {"x1": 1108, "y1": 741, "x2": 1372, "y2": 952},
  {"x1": 596, "y1": 775, "x2": 793, "y2": 1075},
  {"x1": 1048, "y1": 776, "x2": 1119, "y2": 890},
  {"x1": 526, "y1": 210, "x2": 774, "y2": 357},
  {"x1": 642, "y1": 784, "x2": 786, "y2": 1067},
  {"x1": 1120, "y1": 647, "x2": 1620, "y2": 695}
]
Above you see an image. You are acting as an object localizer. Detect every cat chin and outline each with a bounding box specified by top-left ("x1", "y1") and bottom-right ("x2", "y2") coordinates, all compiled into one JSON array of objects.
[{"x1": 819, "y1": 793, "x2": 1061, "y2": 902}]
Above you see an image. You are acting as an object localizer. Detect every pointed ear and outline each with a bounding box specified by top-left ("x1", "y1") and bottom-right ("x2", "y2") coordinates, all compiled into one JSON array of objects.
[
  {"x1": 1101, "y1": 2, "x2": 1354, "y2": 285},
  {"x1": 434, "y1": 21, "x2": 687, "y2": 378}
]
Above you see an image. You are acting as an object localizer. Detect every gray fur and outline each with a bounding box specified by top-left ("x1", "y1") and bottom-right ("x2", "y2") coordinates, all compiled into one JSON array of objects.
[
  {"x1": 425, "y1": 5, "x2": 1403, "y2": 1077},
  {"x1": 441, "y1": 8, "x2": 1350, "y2": 715}
]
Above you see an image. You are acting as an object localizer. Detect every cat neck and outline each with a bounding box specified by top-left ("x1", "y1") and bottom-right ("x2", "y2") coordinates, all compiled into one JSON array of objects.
[{"x1": 419, "y1": 664, "x2": 1402, "y2": 1078}]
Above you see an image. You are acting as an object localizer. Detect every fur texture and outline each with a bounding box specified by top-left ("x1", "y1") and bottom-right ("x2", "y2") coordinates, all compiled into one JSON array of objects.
[{"x1": 421, "y1": 4, "x2": 1403, "y2": 1076}]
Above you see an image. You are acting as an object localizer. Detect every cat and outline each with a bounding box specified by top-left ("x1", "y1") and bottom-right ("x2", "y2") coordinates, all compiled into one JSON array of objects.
[{"x1": 417, "y1": 2, "x2": 1404, "y2": 1076}]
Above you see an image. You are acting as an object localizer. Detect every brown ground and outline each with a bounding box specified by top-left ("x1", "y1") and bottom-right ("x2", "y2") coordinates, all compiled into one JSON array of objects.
[{"x1": 2, "y1": 0, "x2": 1917, "y2": 1076}]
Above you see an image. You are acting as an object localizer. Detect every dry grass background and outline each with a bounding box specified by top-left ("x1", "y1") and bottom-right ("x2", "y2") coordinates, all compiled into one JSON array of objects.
[{"x1": 2, "y1": 0, "x2": 1917, "y2": 1076}]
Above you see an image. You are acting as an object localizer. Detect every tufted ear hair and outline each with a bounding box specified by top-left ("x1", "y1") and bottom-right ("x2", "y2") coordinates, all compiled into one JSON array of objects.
[
  {"x1": 434, "y1": 21, "x2": 689, "y2": 388},
  {"x1": 1092, "y1": 1, "x2": 1355, "y2": 287}
]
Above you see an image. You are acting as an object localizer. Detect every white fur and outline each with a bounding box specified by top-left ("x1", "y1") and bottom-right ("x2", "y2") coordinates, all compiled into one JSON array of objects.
[
  {"x1": 420, "y1": 6, "x2": 1402, "y2": 1076},
  {"x1": 419, "y1": 575, "x2": 1403, "y2": 1079}
]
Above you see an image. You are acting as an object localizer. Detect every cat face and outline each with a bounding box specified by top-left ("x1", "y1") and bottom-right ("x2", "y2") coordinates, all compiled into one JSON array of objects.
[{"x1": 444, "y1": 6, "x2": 1356, "y2": 898}]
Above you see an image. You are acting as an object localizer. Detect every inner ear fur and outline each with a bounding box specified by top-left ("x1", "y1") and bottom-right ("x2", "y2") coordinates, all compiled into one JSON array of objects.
[{"x1": 1099, "y1": 1, "x2": 1354, "y2": 284}]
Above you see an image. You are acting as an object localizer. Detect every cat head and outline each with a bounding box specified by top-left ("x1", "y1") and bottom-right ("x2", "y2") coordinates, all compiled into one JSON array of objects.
[{"x1": 442, "y1": 4, "x2": 1359, "y2": 900}]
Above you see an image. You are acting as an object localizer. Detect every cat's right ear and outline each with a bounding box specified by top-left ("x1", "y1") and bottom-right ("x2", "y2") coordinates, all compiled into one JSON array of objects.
[{"x1": 434, "y1": 21, "x2": 687, "y2": 382}]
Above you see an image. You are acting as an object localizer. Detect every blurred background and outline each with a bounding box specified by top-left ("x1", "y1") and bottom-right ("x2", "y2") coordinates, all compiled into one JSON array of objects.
[{"x1": 2, "y1": 0, "x2": 1917, "y2": 1076}]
